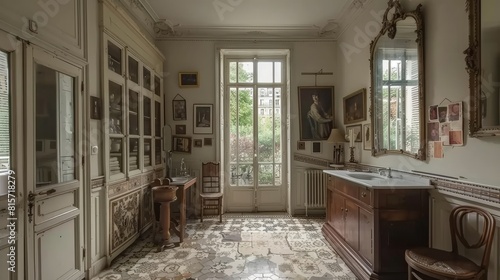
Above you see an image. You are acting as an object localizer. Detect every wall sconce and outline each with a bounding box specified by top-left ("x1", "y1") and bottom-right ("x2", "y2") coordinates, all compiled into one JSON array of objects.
[{"x1": 327, "y1": 128, "x2": 346, "y2": 165}]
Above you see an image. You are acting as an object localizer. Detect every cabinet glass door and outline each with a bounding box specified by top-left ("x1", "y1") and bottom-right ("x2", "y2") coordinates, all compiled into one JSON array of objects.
[
  {"x1": 108, "y1": 80, "x2": 124, "y2": 177},
  {"x1": 143, "y1": 67, "x2": 151, "y2": 90},
  {"x1": 107, "y1": 41, "x2": 122, "y2": 75},
  {"x1": 128, "y1": 89, "x2": 140, "y2": 172},
  {"x1": 128, "y1": 56, "x2": 139, "y2": 84}
]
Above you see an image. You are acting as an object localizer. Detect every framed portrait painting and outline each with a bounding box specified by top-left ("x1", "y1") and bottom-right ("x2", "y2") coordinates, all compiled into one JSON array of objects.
[
  {"x1": 298, "y1": 86, "x2": 334, "y2": 141},
  {"x1": 343, "y1": 88, "x2": 366, "y2": 124},
  {"x1": 193, "y1": 104, "x2": 213, "y2": 134}
]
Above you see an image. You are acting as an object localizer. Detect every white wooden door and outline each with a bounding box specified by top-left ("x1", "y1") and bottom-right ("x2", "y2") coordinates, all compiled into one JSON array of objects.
[{"x1": 25, "y1": 46, "x2": 85, "y2": 280}]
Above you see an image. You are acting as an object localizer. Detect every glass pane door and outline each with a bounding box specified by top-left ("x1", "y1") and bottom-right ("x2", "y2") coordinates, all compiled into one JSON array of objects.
[
  {"x1": 35, "y1": 64, "x2": 76, "y2": 186},
  {"x1": 226, "y1": 58, "x2": 286, "y2": 212}
]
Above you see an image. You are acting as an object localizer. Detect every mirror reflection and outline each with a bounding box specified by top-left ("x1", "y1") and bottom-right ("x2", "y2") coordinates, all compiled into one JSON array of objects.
[
  {"x1": 370, "y1": 1, "x2": 425, "y2": 160},
  {"x1": 467, "y1": 0, "x2": 500, "y2": 136},
  {"x1": 480, "y1": 0, "x2": 500, "y2": 127}
]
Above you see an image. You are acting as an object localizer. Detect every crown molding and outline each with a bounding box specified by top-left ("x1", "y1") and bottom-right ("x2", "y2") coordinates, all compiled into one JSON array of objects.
[{"x1": 335, "y1": 0, "x2": 376, "y2": 39}]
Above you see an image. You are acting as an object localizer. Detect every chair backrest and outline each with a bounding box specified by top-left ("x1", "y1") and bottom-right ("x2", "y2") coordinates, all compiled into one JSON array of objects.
[
  {"x1": 201, "y1": 162, "x2": 220, "y2": 194},
  {"x1": 449, "y1": 205, "x2": 496, "y2": 269}
]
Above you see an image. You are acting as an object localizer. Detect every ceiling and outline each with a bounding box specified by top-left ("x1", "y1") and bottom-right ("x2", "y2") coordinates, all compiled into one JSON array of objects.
[{"x1": 138, "y1": 0, "x2": 362, "y2": 40}]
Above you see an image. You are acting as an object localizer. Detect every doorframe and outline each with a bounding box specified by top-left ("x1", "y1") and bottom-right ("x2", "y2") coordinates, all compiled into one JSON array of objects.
[
  {"x1": 217, "y1": 47, "x2": 291, "y2": 213},
  {"x1": 24, "y1": 44, "x2": 87, "y2": 280},
  {"x1": 0, "y1": 30, "x2": 25, "y2": 280}
]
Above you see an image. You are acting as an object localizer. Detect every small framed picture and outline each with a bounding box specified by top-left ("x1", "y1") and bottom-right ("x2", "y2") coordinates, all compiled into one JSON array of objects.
[
  {"x1": 172, "y1": 136, "x2": 191, "y2": 153},
  {"x1": 172, "y1": 100, "x2": 187, "y2": 121},
  {"x1": 193, "y1": 104, "x2": 213, "y2": 134},
  {"x1": 175, "y1": 125, "x2": 186, "y2": 135},
  {"x1": 363, "y1": 124, "x2": 372, "y2": 151},
  {"x1": 343, "y1": 88, "x2": 367, "y2": 124},
  {"x1": 312, "y1": 142, "x2": 321, "y2": 153},
  {"x1": 90, "y1": 96, "x2": 101, "y2": 120},
  {"x1": 297, "y1": 141, "x2": 305, "y2": 150},
  {"x1": 178, "y1": 72, "x2": 198, "y2": 88},
  {"x1": 193, "y1": 139, "x2": 203, "y2": 148},
  {"x1": 204, "y1": 138, "x2": 212, "y2": 146},
  {"x1": 346, "y1": 124, "x2": 362, "y2": 142}
]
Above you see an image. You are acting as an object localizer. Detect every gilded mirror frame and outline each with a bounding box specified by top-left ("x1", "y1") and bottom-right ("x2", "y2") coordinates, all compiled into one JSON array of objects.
[
  {"x1": 466, "y1": 0, "x2": 500, "y2": 137},
  {"x1": 369, "y1": 1, "x2": 426, "y2": 160}
]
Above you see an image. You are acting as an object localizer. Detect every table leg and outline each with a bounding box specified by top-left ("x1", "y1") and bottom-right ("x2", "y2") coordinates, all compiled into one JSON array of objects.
[{"x1": 178, "y1": 186, "x2": 186, "y2": 243}]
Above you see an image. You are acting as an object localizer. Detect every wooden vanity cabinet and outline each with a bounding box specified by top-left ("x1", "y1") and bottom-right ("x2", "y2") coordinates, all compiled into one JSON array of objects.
[{"x1": 323, "y1": 175, "x2": 429, "y2": 280}]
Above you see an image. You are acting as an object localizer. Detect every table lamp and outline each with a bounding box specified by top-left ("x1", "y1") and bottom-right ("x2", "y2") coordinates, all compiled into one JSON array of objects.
[{"x1": 327, "y1": 128, "x2": 346, "y2": 165}]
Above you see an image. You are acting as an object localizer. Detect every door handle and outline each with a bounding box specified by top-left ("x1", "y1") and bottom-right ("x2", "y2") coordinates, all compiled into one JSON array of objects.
[{"x1": 27, "y1": 189, "x2": 56, "y2": 223}]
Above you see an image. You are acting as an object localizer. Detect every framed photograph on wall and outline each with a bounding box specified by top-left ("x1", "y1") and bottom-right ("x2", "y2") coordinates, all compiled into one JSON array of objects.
[
  {"x1": 298, "y1": 86, "x2": 334, "y2": 141},
  {"x1": 204, "y1": 138, "x2": 212, "y2": 146},
  {"x1": 90, "y1": 96, "x2": 101, "y2": 120},
  {"x1": 343, "y1": 88, "x2": 366, "y2": 124},
  {"x1": 312, "y1": 142, "x2": 321, "y2": 153},
  {"x1": 193, "y1": 139, "x2": 203, "y2": 148},
  {"x1": 172, "y1": 136, "x2": 191, "y2": 153},
  {"x1": 193, "y1": 104, "x2": 213, "y2": 134},
  {"x1": 178, "y1": 72, "x2": 198, "y2": 87},
  {"x1": 172, "y1": 99, "x2": 186, "y2": 121},
  {"x1": 346, "y1": 124, "x2": 362, "y2": 142},
  {"x1": 175, "y1": 124, "x2": 186, "y2": 135}
]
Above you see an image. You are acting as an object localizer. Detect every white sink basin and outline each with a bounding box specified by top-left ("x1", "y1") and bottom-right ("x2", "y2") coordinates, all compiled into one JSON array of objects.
[
  {"x1": 323, "y1": 170, "x2": 432, "y2": 189},
  {"x1": 169, "y1": 177, "x2": 189, "y2": 184},
  {"x1": 346, "y1": 173, "x2": 385, "y2": 180}
]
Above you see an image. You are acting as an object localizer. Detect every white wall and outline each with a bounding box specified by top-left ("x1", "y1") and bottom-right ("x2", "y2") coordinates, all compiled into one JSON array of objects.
[
  {"x1": 157, "y1": 40, "x2": 336, "y2": 213},
  {"x1": 337, "y1": 0, "x2": 500, "y2": 186}
]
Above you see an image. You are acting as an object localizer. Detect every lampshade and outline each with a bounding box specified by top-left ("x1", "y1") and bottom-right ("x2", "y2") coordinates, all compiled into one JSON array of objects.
[{"x1": 326, "y1": 129, "x2": 346, "y2": 143}]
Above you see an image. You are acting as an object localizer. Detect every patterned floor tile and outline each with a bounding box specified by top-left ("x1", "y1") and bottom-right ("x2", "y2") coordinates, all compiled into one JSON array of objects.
[{"x1": 92, "y1": 216, "x2": 357, "y2": 280}]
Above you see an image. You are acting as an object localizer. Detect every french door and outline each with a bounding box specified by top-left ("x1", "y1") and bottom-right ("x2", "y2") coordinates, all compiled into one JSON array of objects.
[
  {"x1": 224, "y1": 57, "x2": 287, "y2": 212},
  {"x1": 25, "y1": 46, "x2": 85, "y2": 280}
]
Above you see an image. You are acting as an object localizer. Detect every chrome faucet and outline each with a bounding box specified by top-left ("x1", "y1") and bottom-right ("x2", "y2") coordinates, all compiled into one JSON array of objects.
[{"x1": 378, "y1": 167, "x2": 392, "y2": 178}]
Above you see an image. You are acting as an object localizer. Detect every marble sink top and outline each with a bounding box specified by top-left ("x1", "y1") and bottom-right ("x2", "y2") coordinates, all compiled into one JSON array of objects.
[{"x1": 323, "y1": 170, "x2": 433, "y2": 189}]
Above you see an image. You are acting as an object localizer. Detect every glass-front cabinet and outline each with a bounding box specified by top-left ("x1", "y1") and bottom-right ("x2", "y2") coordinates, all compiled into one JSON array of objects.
[{"x1": 104, "y1": 34, "x2": 163, "y2": 181}]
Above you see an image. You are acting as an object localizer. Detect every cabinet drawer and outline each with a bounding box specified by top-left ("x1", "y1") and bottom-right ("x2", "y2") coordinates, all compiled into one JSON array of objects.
[
  {"x1": 374, "y1": 190, "x2": 426, "y2": 209},
  {"x1": 334, "y1": 177, "x2": 358, "y2": 198},
  {"x1": 358, "y1": 187, "x2": 372, "y2": 206}
]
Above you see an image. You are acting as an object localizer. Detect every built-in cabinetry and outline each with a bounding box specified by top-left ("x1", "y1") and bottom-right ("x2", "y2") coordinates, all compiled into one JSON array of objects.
[
  {"x1": 323, "y1": 175, "x2": 429, "y2": 280},
  {"x1": 87, "y1": 1, "x2": 166, "y2": 272},
  {"x1": 102, "y1": 33, "x2": 164, "y2": 261}
]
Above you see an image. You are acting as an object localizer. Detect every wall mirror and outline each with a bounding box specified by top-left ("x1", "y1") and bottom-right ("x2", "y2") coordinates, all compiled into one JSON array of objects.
[
  {"x1": 370, "y1": 0, "x2": 425, "y2": 160},
  {"x1": 466, "y1": 0, "x2": 500, "y2": 137}
]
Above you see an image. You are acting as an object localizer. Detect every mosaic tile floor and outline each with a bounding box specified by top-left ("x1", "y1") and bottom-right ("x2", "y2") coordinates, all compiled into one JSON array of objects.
[{"x1": 93, "y1": 214, "x2": 357, "y2": 280}]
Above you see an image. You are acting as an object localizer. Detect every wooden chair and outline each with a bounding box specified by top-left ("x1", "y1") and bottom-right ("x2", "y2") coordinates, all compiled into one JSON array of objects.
[
  {"x1": 200, "y1": 162, "x2": 223, "y2": 222},
  {"x1": 405, "y1": 205, "x2": 496, "y2": 280}
]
